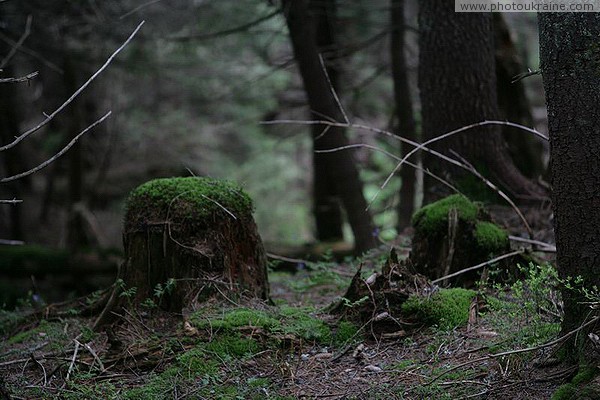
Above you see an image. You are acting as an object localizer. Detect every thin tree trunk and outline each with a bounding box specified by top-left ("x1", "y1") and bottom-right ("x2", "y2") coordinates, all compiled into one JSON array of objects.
[
  {"x1": 390, "y1": 0, "x2": 417, "y2": 230},
  {"x1": 539, "y1": 12, "x2": 600, "y2": 363},
  {"x1": 312, "y1": 0, "x2": 344, "y2": 242},
  {"x1": 418, "y1": 1, "x2": 545, "y2": 203},
  {"x1": 283, "y1": 0, "x2": 377, "y2": 253}
]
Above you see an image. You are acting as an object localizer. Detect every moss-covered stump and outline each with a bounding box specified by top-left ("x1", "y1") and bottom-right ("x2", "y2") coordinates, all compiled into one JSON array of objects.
[
  {"x1": 410, "y1": 194, "x2": 510, "y2": 285},
  {"x1": 116, "y1": 177, "x2": 268, "y2": 312}
]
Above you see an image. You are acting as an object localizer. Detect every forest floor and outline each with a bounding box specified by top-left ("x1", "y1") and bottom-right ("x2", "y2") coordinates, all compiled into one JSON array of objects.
[{"x1": 0, "y1": 205, "x2": 573, "y2": 400}]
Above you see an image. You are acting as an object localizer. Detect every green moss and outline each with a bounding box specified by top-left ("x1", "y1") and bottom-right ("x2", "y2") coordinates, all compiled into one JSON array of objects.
[
  {"x1": 474, "y1": 221, "x2": 508, "y2": 253},
  {"x1": 573, "y1": 366, "x2": 598, "y2": 385},
  {"x1": 7, "y1": 320, "x2": 67, "y2": 345},
  {"x1": 332, "y1": 320, "x2": 359, "y2": 346},
  {"x1": 279, "y1": 305, "x2": 331, "y2": 343},
  {"x1": 401, "y1": 288, "x2": 476, "y2": 330},
  {"x1": 411, "y1": 194, "x2": 479, "y2": 234},
  {"x1": 125, "y1": 177, "x2": 253, "y2": 226},
  {"x1": 176, "y1": 348, "x2": 220, "y2": 379},
  {"x1": 204, "y1": 333, "x2": 260, "y2": 358},
  {"x1": 191, "y1": 308, "x2": 280, "y2": 331},
  {"x1": 551, "y1": 379, "x2": 600, "y2": 400}
]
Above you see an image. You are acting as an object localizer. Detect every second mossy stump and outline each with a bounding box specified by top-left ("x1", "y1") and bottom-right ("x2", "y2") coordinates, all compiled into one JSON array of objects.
[
  {"x1": 409, "y1": 194, "x2": 510, "y2": 285},
  {"x1": 118, "y1": 177, "x2": 269, "y2": 312}
]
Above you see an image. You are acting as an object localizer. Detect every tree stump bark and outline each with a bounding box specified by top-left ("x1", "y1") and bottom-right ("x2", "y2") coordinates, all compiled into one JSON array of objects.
[
  {"x1": 96, "y1": 177, "x2": 268, "y2": 325},
  {"x1": 409, "y1": 195, "x2": 511, "y2": 286}
]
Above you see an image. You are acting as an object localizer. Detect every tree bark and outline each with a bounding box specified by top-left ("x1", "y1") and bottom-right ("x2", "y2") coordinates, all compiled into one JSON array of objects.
[
  {"x1": 418, "y1": 2, "x2": 545, "y2": 203},
  {"x1": 539, "y1": 13, "x2": 600, "y2": 363},
  {"x1": 312, "y1": 0, "x2": 344, "y2": 242},
  {"x1": 493, "y1": 13, "x2": 544, "y2": 179},
  {"x1": 390, "y1": 0, "x2": 417, "y2": 230},
  {"x1": 62, "y1": 56, "x2": 89, "y2": 252},
  {"x1": 283, "y1": 0, "x2": 377, "y2": 253},
  {"x1": 0, "y1": 65, "x2": 26, "y2": 240}
]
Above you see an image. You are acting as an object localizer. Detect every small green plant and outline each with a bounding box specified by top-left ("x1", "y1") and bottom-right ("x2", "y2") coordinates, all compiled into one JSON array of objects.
[{"x1": 509, "y1": 262, "x2": 562, "y2": 321}]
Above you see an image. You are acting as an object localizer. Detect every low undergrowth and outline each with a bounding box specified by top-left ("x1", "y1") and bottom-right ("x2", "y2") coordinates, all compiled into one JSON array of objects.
[{"x1": 0, "y1": 256, "x2": 570, "y2": 399}]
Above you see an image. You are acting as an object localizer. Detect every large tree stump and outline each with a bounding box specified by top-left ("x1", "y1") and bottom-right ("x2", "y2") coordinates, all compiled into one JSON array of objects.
[
  {"x1": 409, "y1": 194, "x2": 511, "y2": 285},
  {"x1": 101, "y1": 177, "x2": 268, "y2": 318}
]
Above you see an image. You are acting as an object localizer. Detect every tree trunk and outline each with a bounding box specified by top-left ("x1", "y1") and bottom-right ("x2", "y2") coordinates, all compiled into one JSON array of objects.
[
  {"x1": 0, "y1": 65, "x2": 26, "y2": 240},
  {"x1": 390, "y1": 0, "x2": 417, "y2": 230},
  {"x1": 283, "y1": 0, "x2": 377, "y2": 253},
  {"x1": 493, "y1": 13, "x2": 544, "y2": 179},
  {"x1": 418, "y1": 2, "x2": 545, "y2": 203},
  {"x1": 539, "y1": 13, "x2": 600, "y2": 363},
  {"x1": 312, "y1": 0, "x2": 344, "y2": 242},
  {"x1": 62, "y1": 56, "x2": 89, "y2": 252}
]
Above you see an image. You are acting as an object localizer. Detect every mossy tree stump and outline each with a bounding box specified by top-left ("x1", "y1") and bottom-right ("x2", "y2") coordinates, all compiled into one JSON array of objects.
[
  {"x1": 409, "y1": 194, "x2": 510, "y2": 285},
  {"x1": 116, "y1": 177, "x2": 268, "y2": 312}
]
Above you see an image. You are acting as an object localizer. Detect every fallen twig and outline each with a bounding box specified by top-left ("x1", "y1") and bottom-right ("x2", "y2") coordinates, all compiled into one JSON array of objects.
[{"x1": 432, "y1": 249, "x2": 525, "y2": 284}]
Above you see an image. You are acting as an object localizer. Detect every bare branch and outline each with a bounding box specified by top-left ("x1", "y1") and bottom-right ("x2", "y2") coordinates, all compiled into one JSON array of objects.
[
  {"x1": 0, "y1": 14, "x2": 32, "y2": 69},
  {"x1": 263, "y1": 118, "x2": 541, "y2": 236},
  {"x1": 449, "y1": 149, "x2": 533, "y2": 238},
  {"x1": 120, "y1": 0, "x2": 163, "y2": 19},
  {"x1": 509, "y1": 235, "x2": 556, "y2": 252},
  {"x1": 0, "y1": 239, "x2": 25, "y2": 245},
  {"x1": 0, "y1": 198, "x2": 23, "y2": 204},
  {"x1": 0, "y1": 111, "x2": 112, "y2": 183},
  {"x1": 170, "y1": 9, "x2": 281, "y2": 42},
  {"x1": 0, "y1": 71, "x2": 38, "y2": 84},
  {"x1": 316, "y1": 143, "x2": 461, "y2": 196},
  {"x1": 0, "y1": 20, "x2": 144, "y2": 153},
  {"x1": 318, "y1": 53, "x2": 349, "y2": 124},
  {"x1": 370, "y1": 120, "x2": 547, "y2": 208},
  {"x1": 0, "y1": 31, "x2": 63, "y2": 73},
  {"x1": 431, "y1": 249, "x2": 525, "y2": 284},
  {"x1": 511, "y1": 68, "x2": 541, "y2": 83}
]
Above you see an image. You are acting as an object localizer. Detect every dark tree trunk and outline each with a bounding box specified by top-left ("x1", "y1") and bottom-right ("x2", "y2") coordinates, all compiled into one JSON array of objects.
[
  {"x1": 539, "y1": 13, "x2": 600, "y2": 363},
  {"x1": 493, "y1": 13, "x2": 544, "y2": 179},
  {"x1": 312, "y1": 0, "x2": 344, "y2": 242},
  {"x1": 283, "y1": 0, "x2": 377, "y2": 253},
  {"x1": 418, "y1": 2, "x2": 545, "y2": 203},
  {"x1": 63, "y1": 57, "x2": 89, "y2": 252},
  {"x1": 0, "y1": 65, "x2": 26, "y2": 240},
  {"x1": 390, "y1": 0, "x2": 417, "y2": 230}
]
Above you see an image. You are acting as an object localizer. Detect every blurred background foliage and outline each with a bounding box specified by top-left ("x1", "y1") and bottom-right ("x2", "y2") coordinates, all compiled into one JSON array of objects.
[{"x1": 0, "y1": 0, "x2": 544, "y2": 250}]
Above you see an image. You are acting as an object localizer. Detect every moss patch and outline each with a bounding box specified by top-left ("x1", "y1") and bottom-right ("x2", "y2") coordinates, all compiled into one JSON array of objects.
[
  {"x1": 191, "y1": 307, "x2": 280, "y2": 331},
  {"x1": 401, "y1": 288, "x2": 476, "y2": 330},
  {"x1": 475, "y1": 221, "x2": 509, "y2": 253},
  {"x1": 411, "y1": 194, "x2": 479, "y2": 235},
  {"x1": 125, "y1": 177, "x2": 253, "y2": 230}
]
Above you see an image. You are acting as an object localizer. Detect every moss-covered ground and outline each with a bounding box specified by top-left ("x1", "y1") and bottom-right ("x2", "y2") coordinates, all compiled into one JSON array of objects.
[{"x1": 0, "y1": 243, "x2": 569, "y2": 400}]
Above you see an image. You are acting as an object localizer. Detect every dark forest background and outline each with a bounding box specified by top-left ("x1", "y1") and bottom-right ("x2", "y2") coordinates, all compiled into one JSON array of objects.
[{"x1": 0, "y1": 1, "x2": 547, "y2": 252}]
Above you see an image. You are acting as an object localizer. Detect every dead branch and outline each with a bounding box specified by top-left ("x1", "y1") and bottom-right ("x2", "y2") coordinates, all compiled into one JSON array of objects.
[
  {"x1": 0, "y1": 199, "x2": 23, "y2": 204},
  {"x1": 0, "y1": 15, "x2": 32, "y2": 69},
  {"x1": 316, "y1": 143, "x2": 461, "y2": 196},
  {"x1": 264, "y1": 118, "x2": 542, "y2": 237},
  {"x1": 427, "y1": 315, "x2": 600, "y2": 385},
  {"x1": 0, "y1": 71, "x2": 38, "y2": 84},
  {"x1": 0, "y1": 111, "x2": 111, "y2": 183},
  {"x1": 449, "y1": 149, "x2": 533, "y2": 238},
  {"x1": 169, "y1": 8, "x2": 281, "y2": 42},
  {"x1": 431, "y1": 249, "x2": 525, "y2": 284},
  {"x1": 0, "y1": 20, "x2": 144, "y2": 153}
]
